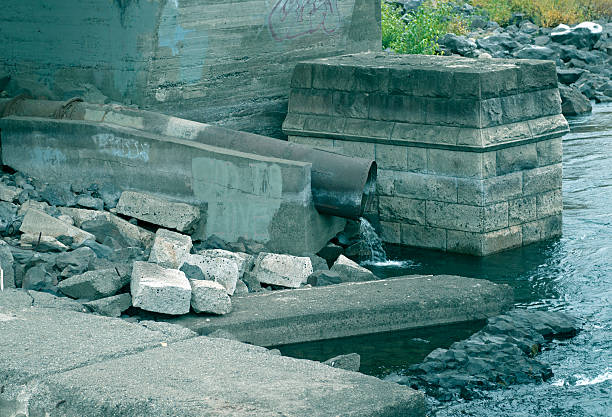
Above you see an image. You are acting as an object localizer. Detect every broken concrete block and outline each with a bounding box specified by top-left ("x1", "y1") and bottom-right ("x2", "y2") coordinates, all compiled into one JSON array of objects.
[
  {"x1": 40, "y1": 183, "x2": 77, "y2": 207},
  {"x1": 252, "y1": 253, "x2": 313, "y2": 288},
  {"x1": 20, "y1": 233, "x2": 69, "y2": 252},
  {"x1": 58, "y1": 207, "x2": 154, "y2": 248},
  {"x1": 196, "y1": 249, "x2": 254, "y2": 278},
  {"x1": 58, "y1": 268, "x2": 128, "y2": 300},
  {"x1": 18, "y1": 199, "x2": 50, "y2": 216},
  {"x1": 130, "y1": 261, "x2": 191, "y2": 315},
  {"x1": 148, "y1": 228, "x2": 193, "y2": 269},
  {"x1": 180, "y1": 253, "x2": 239, "y2": 295},
  {"x1": 55, "y1": 247, "x2": 96, "y2": 278},
  {"x1": 115, "y1": 191, "x2": 201, "y2": 233},
  {"x1": 19, "y1": 208, "x2": 95, "y2": 246},
  {"x1": 324, "y1": 353, "x2": 361, "y2": 372},
  {"x1": 84, "y1": 293, "x2": 132, "y2": 317},
  {"x1": 76, "y1": 195, "x2": 104, "y2": 211},
  {"x1": 330, "y1": 255, "x2": 376, "y2": 282},
  {"x1": 0, "y1": 183, "x2": 21, "y2": 202},
  {"x1": 190, "y1": 279, "x2": 232, "y2": 315}
]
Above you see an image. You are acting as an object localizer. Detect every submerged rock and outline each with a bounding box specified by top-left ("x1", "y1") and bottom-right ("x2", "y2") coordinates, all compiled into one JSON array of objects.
[{"x1": 398, "y1": 309, "x2": 580, "y2": 401}]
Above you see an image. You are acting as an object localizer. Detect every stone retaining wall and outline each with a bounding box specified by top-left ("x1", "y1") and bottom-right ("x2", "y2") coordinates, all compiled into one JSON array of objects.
[{"x1": 285, "y1": 53, "x2": 568, "y2": 255}]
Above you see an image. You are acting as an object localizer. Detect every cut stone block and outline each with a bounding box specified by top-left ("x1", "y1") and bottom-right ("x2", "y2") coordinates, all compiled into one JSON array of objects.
[
  {"x1": 196, "y1": 249, "x2": 254, "y2": 278},
  {"x1": 330, "y1": 255, "x2": 376, "y2": 282},
  {"x1": 130, "y1": 261, "x2": 191, "y2": 315},
  {"x1": 58, "y1": 268, "x2": 129, "y2": 300},
  {"x1": 180, "y1": 254, "x2": 239, "y2": 295},
  {"x1": 84, "y1": 293, "x2": 132, "y2": 317},
  {"x1": 148, "y1": 229, "x2": 193, "y2": 269},
  {"x1": 19, "y1": 208, "x2": 95, "y2": 246},
  {"x1": 115, "y1": 191, "x2": 201, "y2": 233},
  {"x1": 252, "y1": 253, "x2": 313, "y2": 288},
  {"x1": 190, "y1": 279, "x2": 232, "y2": 315}
]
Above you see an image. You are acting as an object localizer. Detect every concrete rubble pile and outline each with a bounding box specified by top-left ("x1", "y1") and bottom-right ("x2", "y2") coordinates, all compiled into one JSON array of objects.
[{"x1": 0, "y1": 167, "x2": 382, "y2": 317}]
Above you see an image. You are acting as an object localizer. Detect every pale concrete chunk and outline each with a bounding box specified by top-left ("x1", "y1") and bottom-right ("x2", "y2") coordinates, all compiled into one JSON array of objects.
[
  {"x1": 324, "y1": 353, "x2": 361, "y2": 372},
  {"x1": 252, "y1": 253, "x2": 313, "y2": 288},
  {"x1": 180, "y1": 254, "x2": 239, "y2": 295},
  {"x1": 115, "y1": 191, "x2": 200, "y2": 233},
  {"x1": 190, "y1": 279, "x2": 232, "y2": 315},
  {"x1": 18, "y1": 200, "x2": 50, "y2": 216},
  {"x1": 19, "y1": 208, "x2": 95, "y2": 246},
  {"x1": 58, "y1": 207, "x2": 154, "y2": 248},
  {"x1": 58, "y1": 268, "x2": 128, "y2": 300},
  {"x1": 20, "y1": 233, "x2": 68, "y2": 252},
  {"x1": 0, "y1": 183, "x2": 21, "y2": 202},
  {"x1": 84, "y1": 293, "x2": 132, "y2": 317},
  {"x1": 197, "y1": 249, "x2": 254, "y2": 278},
  {"x1": 330, "y1": 255, "x2": 376, "y2": 282},
  {"x1": 131, "y1": 261, "x2": 191, "y2": 315},
  {"x1": 149, "y1": 229, "x2": 192, "y2": 269}
]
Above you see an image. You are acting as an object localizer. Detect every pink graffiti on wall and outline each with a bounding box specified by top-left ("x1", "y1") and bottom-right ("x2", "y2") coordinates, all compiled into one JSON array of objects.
[{"x1": 268, "y1": 0, "x2": 341, "y2": 41}]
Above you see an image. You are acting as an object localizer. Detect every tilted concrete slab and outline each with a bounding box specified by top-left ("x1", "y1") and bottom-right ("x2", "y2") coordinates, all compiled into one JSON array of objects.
[
  {"x1": 168, "y1": 275, "x2": 514, "y2": 346},
  {"x1": 0, "y1": 116, "x2": 345, "y2": 255},
  {"x1": 0, "y1": 290, "x2": 425, "y2": 417}
]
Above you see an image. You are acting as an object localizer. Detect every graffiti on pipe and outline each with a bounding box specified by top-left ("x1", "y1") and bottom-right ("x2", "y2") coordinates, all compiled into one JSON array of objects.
[{"x1": 268, "y1": 0, "x2": 340, "y2": 41}]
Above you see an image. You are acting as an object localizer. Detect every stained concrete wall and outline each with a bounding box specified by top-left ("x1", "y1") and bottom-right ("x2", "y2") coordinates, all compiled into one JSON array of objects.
[{"x1": 0, "y1": 0, "x2": 381, "y2": 137}]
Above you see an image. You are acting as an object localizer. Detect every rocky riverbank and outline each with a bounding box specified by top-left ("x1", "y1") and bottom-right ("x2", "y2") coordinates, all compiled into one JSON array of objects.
[{"x1": 387, "y1": 1, "x2": 612, "y2": 116}]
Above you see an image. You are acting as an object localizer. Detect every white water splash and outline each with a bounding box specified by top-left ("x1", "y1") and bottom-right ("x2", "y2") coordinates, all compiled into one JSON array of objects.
[{"x1": 358, "y1": 218, "x2": 417, "y2": 268}]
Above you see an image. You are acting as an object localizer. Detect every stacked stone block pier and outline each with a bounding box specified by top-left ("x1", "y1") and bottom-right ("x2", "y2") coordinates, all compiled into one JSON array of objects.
[{"x1": 285, "y1": 53, "x2": 568, "y2": 255}]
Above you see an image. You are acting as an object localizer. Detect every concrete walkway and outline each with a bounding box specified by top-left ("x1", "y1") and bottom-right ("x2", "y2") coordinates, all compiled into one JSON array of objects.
[
  {"x1": 168, "y1": 275, "x2": 514, "y2": 346},
  {"x1": 0, "y1": 289, "x2": 425, "y2": 417}
]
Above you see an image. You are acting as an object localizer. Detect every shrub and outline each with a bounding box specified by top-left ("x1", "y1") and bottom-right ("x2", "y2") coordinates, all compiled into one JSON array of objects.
[
  {"x1": 471, "y1": 0, "x2": 610, "y2": 27},
  {"x1": 382, "y1": 1, "x2": 469, "y2": 55}
]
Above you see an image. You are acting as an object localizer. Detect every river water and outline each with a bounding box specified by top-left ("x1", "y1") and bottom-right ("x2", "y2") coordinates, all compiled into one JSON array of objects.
[{"x1": 279, "y1": 104, "x2": 612, "y2": 416}]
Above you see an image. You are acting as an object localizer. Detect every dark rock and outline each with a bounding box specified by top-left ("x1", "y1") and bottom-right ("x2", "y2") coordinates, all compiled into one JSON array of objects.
[
  {"x1": 335, "y1": 220, "x2": 360, "y2": 247},
  {"x1": 558, "y1": 84, "x2": 592, "y2": 116},
  {"x1": 58, "y1": 268, "x2": 128, "y2": 300},
  {"x1": 551, "y1": 22, "x2": 603, "y2": 50},
  {"x1": 398, "y1": 309, "x2": 580, "y2": 401},
  {"x1": 309, "y1": 254, "x2": 329, "y2": 272},
  {"x1": 97, "y1": 184, "x2": 121, "y2": 209},
  {"x1": 81, "y1": 218, "x2": 130, "y2": 247},
  {"x1": 0, "y1": 201, "x2": 19, "y2": 235},
  {"x1": 307, "y1": 270, "x2": 342, "y2": 287},
  {"x1": 179, "y1": 261, "x2": 206, "y2": 281},
  {"x1": 84, "y1": 293, "x2": 132, "y2": 317},
  {"x1": 469, "y1": 16, "x2": 488, "y2": 30},
  {"x1": 557, "y1": 68, "x2": 586, "y2": 85},
  {"x1": 438, "y1": 34, "x2": 477, "y2": 57},
  {"x1": 76, "y1": 195, "x2": 104, "y2": 211},
  {"x1": 242, "y1": 271, "x2": 263, "y2": 292},
  {"x1": 0, "y1": 74, "x2": 10, "y2": 92},
  {"x1": 324, "y1": 353, "x2": 360, "y2": 372},
  {"x1": 317, "y1": 242, "x2": 343, "y2": 267},
  {"x1": 78, "y1": 239, "x2": 115, "y2": 260},
  {"x1": 40, "y1": 183, "x2": 77, "y2": 207},
  {"x1": 476, "y1": 34, "x2": 520, "y2": 57},
  {"x1": 534, "y1": 35, "x2": 551, "y2": 46},
  {"x1": 513, "y1": 45, "x2": 557, "y2": 60},
  {"x1": 197, "y1": 234, "x2": 232, "y2": 251},
  {"x1": 22, "y1": 265, "x2": 57, "y2": 292},
  {"x1": 344, "y1": 240, "x2": 370, "y2": 261},
  {"x1": 55, "y1": 247, "x2": 96, "y2": 278},
  {"x1": 519, "y1": 21, "x2": 539, "y2": 34}
]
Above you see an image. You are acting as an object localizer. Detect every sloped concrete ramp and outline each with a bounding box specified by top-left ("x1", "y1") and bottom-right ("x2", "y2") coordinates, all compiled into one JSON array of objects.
[{"x1": 0, "y1": 290, "x2": 425, "y2": 417}]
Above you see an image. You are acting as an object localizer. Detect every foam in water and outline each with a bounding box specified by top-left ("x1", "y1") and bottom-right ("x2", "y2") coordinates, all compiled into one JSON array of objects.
[{"x1": 358, "y1": 218, "x2": 416, "y2": 268}]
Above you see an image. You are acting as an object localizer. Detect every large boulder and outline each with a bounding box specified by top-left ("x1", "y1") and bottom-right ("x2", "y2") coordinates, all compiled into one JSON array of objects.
[
  {"x1": 252, "y1": 253, "x2": 313, "y2": 288},
  {"x1": 190, "y1": 279, "x2": 232, "y2": 315},
  {"x1": 330, "y1": 255, "x2": 376, "y2": 283},
  {"x1": 180, "y1": 253, "x2": 240, "y2": 295},
  {"x1": 148, "y1": 229, "x2": 193, "y2": 269},
  {"x1": 551, "y1": 22, "x2": 603, "y2": 49},
  {"x1": 114, "y1": 191, "x2": 201, "y2": 233},
  {"x1": 438, "y1": 34, "x2": 477, "y2": 57},
  {"x1": 513, "y1": 45, "x2": 558, "y2": 61},
  {"x1": 0, "y1": 184, "x2": 22, "y2": 203},
  {"x1": 40, "y1": 183, "x2": 77, "y2": 207},
  {"x1": 22, "y1": 265, "x2": 57, "y2": 292},
  {"x1": 58, "y1": 268, "x2": 128, "y2": 300},
  {"x1": 559, "y1": 84, "x2": 592, "y2": 116},
  {"x1": 130, "y1": 261, "x2": 191, "y2": 315}
]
